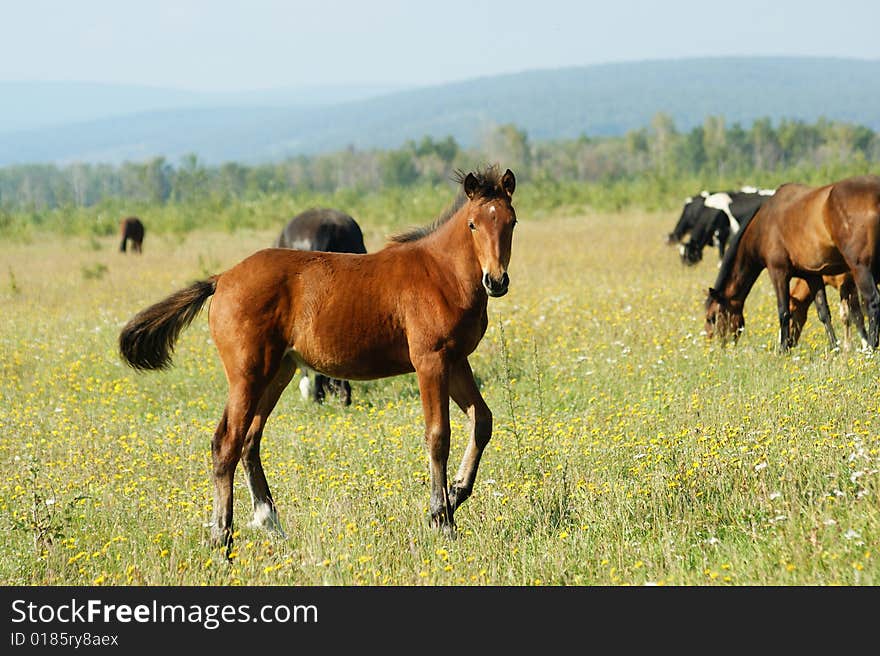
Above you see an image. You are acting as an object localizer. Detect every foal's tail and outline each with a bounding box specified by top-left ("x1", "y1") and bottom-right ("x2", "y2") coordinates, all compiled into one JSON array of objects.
[{"x1": 119, "y1": 277, "x2": 218, "y2": 370}]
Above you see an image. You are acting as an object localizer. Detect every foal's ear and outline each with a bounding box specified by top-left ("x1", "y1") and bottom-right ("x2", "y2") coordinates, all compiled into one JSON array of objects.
[
  {"x1": 464, "y1": 172, "x2": 479, "y2": 199},
  {"x1": 501, "y1": 169, "x2": 516, "y2": 197}
]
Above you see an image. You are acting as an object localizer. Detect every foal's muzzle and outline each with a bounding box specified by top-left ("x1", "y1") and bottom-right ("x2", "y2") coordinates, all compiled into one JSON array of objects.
[{"x1": 483, "y1": 271, "x2": 510, "y2": 297}]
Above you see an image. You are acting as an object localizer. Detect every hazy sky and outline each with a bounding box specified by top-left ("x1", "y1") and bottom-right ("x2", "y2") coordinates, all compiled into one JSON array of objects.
[{"x1": 3, "y1": 0, "x2": 879, "y2": 92}]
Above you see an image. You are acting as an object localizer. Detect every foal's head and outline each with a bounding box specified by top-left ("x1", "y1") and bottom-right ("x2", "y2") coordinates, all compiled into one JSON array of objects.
[
  {"x1": 704, "y1": 287, "x2": 744, "y2": 344},
  {"x1": 459, "y1": 167, "x2": 517, "y2": 297}
]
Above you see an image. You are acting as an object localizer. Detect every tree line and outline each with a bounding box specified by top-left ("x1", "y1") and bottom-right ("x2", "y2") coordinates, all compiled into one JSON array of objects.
[{"x1": 1, "y1": 113, "x2": 877, "y2": 216}]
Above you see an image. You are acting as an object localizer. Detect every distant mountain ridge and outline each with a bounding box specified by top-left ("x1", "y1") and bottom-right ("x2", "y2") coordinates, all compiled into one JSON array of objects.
[
  {"x1": 0, "y1": 80, "x2": 407, "y2": 134},
  {"x1": 1, "y1": 56, "x2": 878, "y2": 167}
]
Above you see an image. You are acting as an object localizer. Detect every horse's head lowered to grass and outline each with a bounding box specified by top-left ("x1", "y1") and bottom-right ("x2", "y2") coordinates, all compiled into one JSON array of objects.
[{"x1": 704, "y1": 287, "x2": 745, "y2": 344}]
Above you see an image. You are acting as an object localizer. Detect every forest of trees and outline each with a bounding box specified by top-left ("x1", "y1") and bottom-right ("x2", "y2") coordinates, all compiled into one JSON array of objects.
[{"x1": 0, "y1": 113, "x2": 878, "y2": 228}]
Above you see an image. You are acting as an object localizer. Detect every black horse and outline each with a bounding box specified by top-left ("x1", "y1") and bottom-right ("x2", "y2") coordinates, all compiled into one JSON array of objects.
[
  {"x1": 273, "y1": 208, "x2": 368, "y2": 406},
  {"x1": 120, "y1": 216, "x2": 145, "y2": 253}
]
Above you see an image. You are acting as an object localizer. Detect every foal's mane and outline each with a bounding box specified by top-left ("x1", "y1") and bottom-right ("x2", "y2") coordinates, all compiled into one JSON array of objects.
[{"x1": 389, "y1": 165, "x2": 507, "y2": 243}]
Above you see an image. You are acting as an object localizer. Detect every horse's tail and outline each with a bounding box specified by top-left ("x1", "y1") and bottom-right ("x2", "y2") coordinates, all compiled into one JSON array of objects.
[{"x1": 119, "y1": 277, "x2": 218, "y2": 370}]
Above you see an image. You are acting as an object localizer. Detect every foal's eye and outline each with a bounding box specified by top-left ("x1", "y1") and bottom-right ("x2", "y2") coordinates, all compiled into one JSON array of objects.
[{"x1": 468, "y1": 221, "x2": 476, "y2": 231}]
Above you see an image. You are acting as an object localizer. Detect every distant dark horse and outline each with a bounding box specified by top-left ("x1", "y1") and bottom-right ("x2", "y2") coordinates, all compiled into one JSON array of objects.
[
  {"x1": 705, "y1": 175, "x2": 880, "y2": 351},
  {"x1": 119, "y1": 217, "x2": 145, "y2": 253},
  {"x1": 274, "y1": 208, "x2": 368, "y2": 406}
]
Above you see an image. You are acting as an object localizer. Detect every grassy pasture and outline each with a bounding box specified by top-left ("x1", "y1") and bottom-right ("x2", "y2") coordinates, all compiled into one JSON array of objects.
[{"x1": 0, "y1": 207, "x2": 877, "y2": 586}]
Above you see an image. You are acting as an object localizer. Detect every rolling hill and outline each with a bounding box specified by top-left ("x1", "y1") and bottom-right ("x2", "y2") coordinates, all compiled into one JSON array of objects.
[{"x1": 1, "y1": 56, "x2": 878, "y2": 167}]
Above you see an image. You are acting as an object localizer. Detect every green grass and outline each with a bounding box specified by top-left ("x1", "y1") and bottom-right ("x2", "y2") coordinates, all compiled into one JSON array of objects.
[{"x1": 0, "y1": 209, "x2": 877, "y2": 586}]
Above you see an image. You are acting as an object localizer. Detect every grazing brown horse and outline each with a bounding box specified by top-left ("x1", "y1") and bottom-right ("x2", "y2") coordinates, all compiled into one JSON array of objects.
[
  {"x1": 705, "y1": 175, "x2": 880, "y2": 351},
  {"x1": 273, "y1": 208, "x2": 368, "y2": 406},
  {"x1": 788, "y1": 273, "x2": 868, "y2": 350},
  {"x1": 119, "y1": 216, "x2": 145, "y2": 253},
  {"x1": 119, "y1": 166, "x2": 517, "y2": 552}
]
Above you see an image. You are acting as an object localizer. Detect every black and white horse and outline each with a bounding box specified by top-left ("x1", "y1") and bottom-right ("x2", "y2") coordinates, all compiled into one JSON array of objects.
[
  {"x1": 273, "y1": 208, "x2": 368, "y2": 406},
  {"x1": 666, "y1": 191, "x2": 709, "y2": 246},
  {"x1": 678, "y1": 187, "x2": 775, "y2": 265}
]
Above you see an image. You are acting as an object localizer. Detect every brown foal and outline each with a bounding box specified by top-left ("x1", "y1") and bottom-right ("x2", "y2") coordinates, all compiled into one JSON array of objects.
[{"x1": 119, "y1": 166, "x2": 518, "y2": 552}]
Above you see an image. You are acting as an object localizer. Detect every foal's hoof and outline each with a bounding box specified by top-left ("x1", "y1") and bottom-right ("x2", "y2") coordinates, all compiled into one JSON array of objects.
[
  {"x1": 246, "y1": 505, "x2": 287, "y2": 538},
  {"x1": 210, "y1": 528, "x2": 228, "y2": 547},
  {"x1": 247, "y1": 520, "x2": 288, "y2": 540},
  {"x1": 208, "y1": 522, "x2": 235, "y2": 553}
]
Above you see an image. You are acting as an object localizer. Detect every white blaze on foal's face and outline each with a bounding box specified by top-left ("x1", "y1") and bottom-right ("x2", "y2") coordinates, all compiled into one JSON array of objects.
[{"x1": 480, "y1": 204, "x2": 499, "y2": 278}]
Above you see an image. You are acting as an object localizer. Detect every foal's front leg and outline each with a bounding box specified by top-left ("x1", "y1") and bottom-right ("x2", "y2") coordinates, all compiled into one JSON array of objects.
[
  {"x1": 414, "y1": 355, "x2": 454, "y2": 533},
  {"x1": 448, "y1": 357, "x2": 492, "y2": 513}
]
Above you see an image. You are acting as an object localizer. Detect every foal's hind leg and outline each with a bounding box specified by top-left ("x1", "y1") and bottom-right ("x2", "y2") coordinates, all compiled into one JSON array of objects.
[
  {"x1": 448, "y1": 357, "x2": 492, "y2": 513},
  {"x1": 241, "y1": 352, "x2": 296, "y2": 536},
  {"x1": 210, "y1": 382, "x2": 259, "y2": 551},
  {"x1": 209, "y1": 345, "x2": 289, "y2": 550}
]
